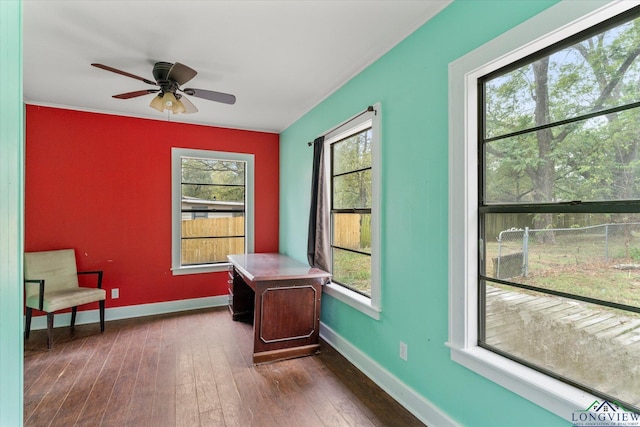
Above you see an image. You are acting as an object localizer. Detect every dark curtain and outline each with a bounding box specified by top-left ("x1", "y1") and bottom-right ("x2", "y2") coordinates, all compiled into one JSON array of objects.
[{"x1": 307, "y1": 136, "x2": 330, "y2": 271}]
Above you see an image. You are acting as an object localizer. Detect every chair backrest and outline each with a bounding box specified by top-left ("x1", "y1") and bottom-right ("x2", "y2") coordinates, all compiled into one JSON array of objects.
[{"x1": 24, "y1": 249, "x2": 79, "y2": 299}]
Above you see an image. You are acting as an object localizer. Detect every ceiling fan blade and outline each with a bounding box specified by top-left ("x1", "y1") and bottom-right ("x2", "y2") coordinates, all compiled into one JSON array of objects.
[
  {"x1": 91, "y1": 63, "x2": 157, "y2": 86},
  {"x1": 182, "y1": 88, "x2": 236, "y2": 105},
  {"x1": 179, "y1": 95, "x2": 198, "y2": 114},
  {"x1": 167, "y1": 62, "x2": 197, "y2": 86},
  {"x1": 113, "y1": 89, "x2": 159, "y2": 99}
]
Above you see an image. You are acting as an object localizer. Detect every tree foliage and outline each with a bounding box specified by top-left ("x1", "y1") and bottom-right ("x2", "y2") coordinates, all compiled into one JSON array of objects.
[
  {"x1": 181, "y1": 158, "x2": 245, "y2": 203},
  {"x1": 332, "y1": 128, "x2": 372, "y2": 209},
  {"x1": 484, "y1": 14, "x2": 640, "y2": 236}
]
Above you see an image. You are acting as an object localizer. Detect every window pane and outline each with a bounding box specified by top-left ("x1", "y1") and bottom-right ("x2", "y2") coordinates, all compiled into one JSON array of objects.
[
  {"x1": 181, "y1": 158, "x2": 245, "y2": 185},
  {"x1": 181, "y1": 237, "x2": 245, "y2": 265},
  {"x1": 333, "y1": 169, "x2": 371, "y2": 209},
  {"x1": 484, "y1": 108, "x2": 640, "y2": 204},
  {"x1": 181, "y1": 215, "x2": 244, "y2": 238},
  {"x1": 182, "y1": 184, "x2": 245, "y2": 204},
  {"x1": 482, "y1": 212, "x2": 640, "y2": 309},
  {"x1": 483, "y1": 282, "x2": 639, "y2": 406},
  {"x1": 332, "y1": 213, "x2": 371, "y2": 254},
  {"x1": 333, "y1": 129, "x2": 372, "y2": 175},
  {"x1": 485, "y1": 14, "x2": 640, "y2": 140},
  {"x1": 332, "y1": 248, "x2": 371, "y2": 296}
]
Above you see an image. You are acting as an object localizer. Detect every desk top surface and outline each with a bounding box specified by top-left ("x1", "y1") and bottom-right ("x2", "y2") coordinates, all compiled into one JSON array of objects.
[{"x1": 227, "y1": 253, "x2": 331, "y2": 282}]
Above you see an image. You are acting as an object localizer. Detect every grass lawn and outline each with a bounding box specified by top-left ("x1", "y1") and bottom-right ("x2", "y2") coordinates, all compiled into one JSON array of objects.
[
  {"x1": 486, "y1": 233, "x2": 640, "y2": 309},
  {"x1": 332, "y1": 249, "x2": 371, "y2": 296}
]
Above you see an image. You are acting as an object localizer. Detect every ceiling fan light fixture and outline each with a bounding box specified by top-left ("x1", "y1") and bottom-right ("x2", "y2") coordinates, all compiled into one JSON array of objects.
[
  {"x1": 149, "y1": 92, "x2": 185, "y2": 114},
  {"x1": 150, "y1": 94, "x2": 165, "y2": 112},
  {"x1": 172, "y1": 98, "x2": 186, "y2": 114},
  {"x1": 162, "y1": 92, "x2": 177, "y2": 108}
]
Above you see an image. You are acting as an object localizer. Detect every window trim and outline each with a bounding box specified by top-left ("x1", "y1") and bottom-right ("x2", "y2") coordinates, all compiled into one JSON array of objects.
[
  {"x1": 171, "y1": 147, "x2": 254, "y2": 275},
  {"x1": 322, "y1": 103, "x2": 382, "y2": 319},
  {"x1": 447, "y1": 0, "x2": 637, "y2": 421}
]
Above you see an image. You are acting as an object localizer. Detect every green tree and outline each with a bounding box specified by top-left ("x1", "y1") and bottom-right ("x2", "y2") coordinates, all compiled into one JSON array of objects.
[
  {"x1": 332, "y1": 129, "x2": 372, "y2": 209},
  {"x1": 181, "y1": 158, "x2": 245, "y2": 203},
  {"x1": 484, "y1": 15, "x2": 640, "y2": 242}
]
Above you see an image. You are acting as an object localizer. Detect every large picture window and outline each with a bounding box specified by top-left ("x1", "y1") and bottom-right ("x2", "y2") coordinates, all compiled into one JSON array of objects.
[
  {"x1": 449, "y1": 1, "x2": 640, "y2": 420},
  {"x1": 172, "y1": 148, "x2": 254, "y2": 275}
]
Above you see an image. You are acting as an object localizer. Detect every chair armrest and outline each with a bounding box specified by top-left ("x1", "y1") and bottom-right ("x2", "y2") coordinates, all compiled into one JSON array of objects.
[
  {"x1": 25, "y1": 279, "x2": 45, "y2": 310},
  {"x1": 77, "y1": 270, "x2": 103, "y2": 289}
]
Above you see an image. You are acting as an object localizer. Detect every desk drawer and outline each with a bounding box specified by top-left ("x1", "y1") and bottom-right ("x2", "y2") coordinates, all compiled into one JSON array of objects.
[{"x1": 228, "y1": 267, "x2": 254, "y2": 321}]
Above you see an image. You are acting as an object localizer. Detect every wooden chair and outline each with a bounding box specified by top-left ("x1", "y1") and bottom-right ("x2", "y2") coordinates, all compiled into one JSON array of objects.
[{"x1": 24, "y1": 249, "x2": 106, "y2": 349}]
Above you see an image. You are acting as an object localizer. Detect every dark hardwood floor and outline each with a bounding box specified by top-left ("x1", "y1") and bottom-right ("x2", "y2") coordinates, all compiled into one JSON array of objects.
[{"x1": 24, "y1": 307, "x2": 426, "y2": 427}]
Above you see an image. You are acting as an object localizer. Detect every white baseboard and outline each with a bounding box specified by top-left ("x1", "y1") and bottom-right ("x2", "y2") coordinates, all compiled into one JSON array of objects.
[
  {"x1": 26, "y1": 295, "x2": 229, "y2": 331},
  {"x1": 320, "y1": 322, "x2": 459, "y2": 427}
]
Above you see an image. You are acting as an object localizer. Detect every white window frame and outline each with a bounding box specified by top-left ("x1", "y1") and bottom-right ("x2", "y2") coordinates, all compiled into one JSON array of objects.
[
  {"x1": 171, "y1": 147, "x2": 254, "y2": 275},
  {"x1": 447, "y1": 0, "x2": 637, "y2": 421},
  {"x1": 323, "y1": 103, "x2": 382, "y2": 320}
]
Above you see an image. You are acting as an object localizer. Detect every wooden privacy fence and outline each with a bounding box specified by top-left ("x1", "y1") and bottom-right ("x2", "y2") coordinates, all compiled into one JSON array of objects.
[
  {"x1": 181, "y1": 216, "x2": 245, "y2": 264},
  {"x1": 334, "y1": 214, "x2": 371, "y2": 250},
  {"x1": 181, "y1": 214, "x2": 371, "y2": 264}
]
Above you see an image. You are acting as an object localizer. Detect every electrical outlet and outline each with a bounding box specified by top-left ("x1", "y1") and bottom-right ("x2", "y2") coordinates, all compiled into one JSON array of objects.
[
  {"x1": 399, "y1": 341, "x2": 408, "y2": 361},
  {"x1": 111, "y1": 288, "x2": 119, "y2": 299}
]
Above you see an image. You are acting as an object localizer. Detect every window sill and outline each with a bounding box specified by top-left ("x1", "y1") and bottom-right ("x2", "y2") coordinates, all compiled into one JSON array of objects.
[
  {"x1": 171, "y1": 263, "x2": 230, "y2": 276},
  {"x1": 446, "y1": 342, "x2": 596, "y2": 421},
  {"x1": 323, "y1": 282, "x2": 381, "y2": 320}
]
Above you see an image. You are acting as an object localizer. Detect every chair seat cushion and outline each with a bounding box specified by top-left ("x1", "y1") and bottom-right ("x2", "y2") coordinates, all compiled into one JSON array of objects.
[{"x1": 26, "y1": 287, "x2": 106, "y2": 313}]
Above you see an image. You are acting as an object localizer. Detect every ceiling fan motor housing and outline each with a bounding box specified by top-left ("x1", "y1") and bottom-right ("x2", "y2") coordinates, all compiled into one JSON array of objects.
[
  {"x1": 152, "y1": 62, "x2": 173, "y2": 82},
  {"x1": 153, "y1": 62, "x2": 177, "y2": 94}
]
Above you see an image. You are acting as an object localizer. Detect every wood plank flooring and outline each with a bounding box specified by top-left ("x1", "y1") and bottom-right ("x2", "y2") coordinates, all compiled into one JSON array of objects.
[{"x1": 24, "y1": 307, "x2": 426, "y2": 427}]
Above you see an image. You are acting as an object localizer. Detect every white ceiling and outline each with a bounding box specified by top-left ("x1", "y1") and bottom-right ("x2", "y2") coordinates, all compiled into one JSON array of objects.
[{"x1": 23, "y1": 0, "x2": 450, "y2": 133}]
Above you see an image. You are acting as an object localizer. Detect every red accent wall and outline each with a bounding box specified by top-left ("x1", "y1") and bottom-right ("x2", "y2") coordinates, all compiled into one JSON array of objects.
[{"x1": 25, "y1": 105, "x2": 279, "y2": 312}]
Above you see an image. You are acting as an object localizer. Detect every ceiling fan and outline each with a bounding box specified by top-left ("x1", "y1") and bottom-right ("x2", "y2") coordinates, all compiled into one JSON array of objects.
[{"x1": 91, "y1": 61, "x2": 236, "y2": 114}]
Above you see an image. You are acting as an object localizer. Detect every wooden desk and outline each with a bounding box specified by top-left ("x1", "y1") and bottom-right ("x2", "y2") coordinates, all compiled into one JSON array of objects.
[{"x1": 227, "y1": 253, "x2": 331, "y2": 364}]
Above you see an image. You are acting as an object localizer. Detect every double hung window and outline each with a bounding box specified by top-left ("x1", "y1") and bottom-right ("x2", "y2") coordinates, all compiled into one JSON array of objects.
[
  {"x1": 330, "y1": 124, "x2": 372, "y2": 297},
  {"x1": 479, "y1": 5, "x2": 640, "y2": 409},
  {"x1": 321, "y1": 104, "x2": 381, "y2": 319},
  {"x1": 449, "y1": 1, "x2": 640, "y2": 419},
  {"x1": 172, "y1": 148, "x2": 254, "y2": 274}
]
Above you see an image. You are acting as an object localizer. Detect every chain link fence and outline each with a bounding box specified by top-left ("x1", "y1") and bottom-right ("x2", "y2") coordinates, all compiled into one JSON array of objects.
[{"x1": 492, "y1": 223, "x2": 640, "y2": 279}]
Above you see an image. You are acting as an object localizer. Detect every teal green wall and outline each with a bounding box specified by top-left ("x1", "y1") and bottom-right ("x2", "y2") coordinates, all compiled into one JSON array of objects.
[
  {"x1": 0, "y1": 0, "x2": 24, "y2": 426},
  {"x1": 280, "y1": 1, "x2": 570, "y2": 426}
]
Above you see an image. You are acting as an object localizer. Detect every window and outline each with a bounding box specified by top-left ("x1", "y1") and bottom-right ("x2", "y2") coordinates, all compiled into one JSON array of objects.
[
  {"x1": 172, "y1": 148, "x2": 254, "y2": 275},
  {"x1": 449, "y1": 1, "x2": 640, "y2": 420},
  {"x1": 323, "y1": 104, "x2": 381, "y2": 319},
  {"x1": 330, "y1": 125, "x2": 372, "y2": 295},
  {"x1": 480, "y1": 6, "x2": 640, "y2": 410}
]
